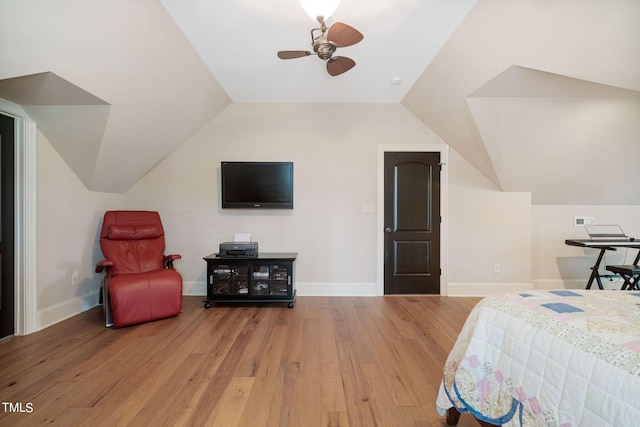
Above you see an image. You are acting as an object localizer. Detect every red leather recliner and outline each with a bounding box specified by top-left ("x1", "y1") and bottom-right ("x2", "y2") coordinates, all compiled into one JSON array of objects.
[{"x1": 95, "y1": 210, "x2": 183, "y2": 328}]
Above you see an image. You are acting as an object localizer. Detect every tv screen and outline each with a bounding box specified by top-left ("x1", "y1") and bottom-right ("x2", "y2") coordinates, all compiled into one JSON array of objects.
[{"x1": 221, "y1": 161, "x2": 294, "y2": 209}]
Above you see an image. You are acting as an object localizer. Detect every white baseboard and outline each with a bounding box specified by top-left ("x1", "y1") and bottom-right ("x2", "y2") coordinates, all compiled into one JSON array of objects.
[
  {"x1": 39, "y1": 280, "x2": 576, "y2": 330},
  {"x1": 183, "y1": 280, "x2": 206, "y2": 296},
  {"x1": 182, "y1": 281, "x2": 379, "y2": 297},
  {"x1": 37, "y1": 290, "x2": 101, "y2": 330},
  {"x1": 40, "y1": 281, "x2": 565, "y2": 329},
  {"x1": 532, "y1": 278, "x2": 622, "y2": 291},
  {"x1": 186, "y1": 281, "x2": 544, "y2": 298},
  {"x1": 36, "y1": 281, "x2": 377, "y2": 330},
  {"x1": 532, "y1": 279, "x2": 574, "y2": 290},
  {"x1": 296, "y1": 282, "x2": 378, "y2": 296},
  {"x1": 446, "y1": 282, "x2": 533, "y2": 297}
]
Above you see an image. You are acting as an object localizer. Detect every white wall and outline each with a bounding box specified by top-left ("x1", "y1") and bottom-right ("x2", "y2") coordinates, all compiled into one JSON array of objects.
[
  {"x1": 37, "y1": 131, "x2": 122, "y2": 329},
  {"x1": 447, "y1": 150, "x2": 533, "y2": 295},
  {"x1": 470, "y1": 96, "x2": 640, "y2": 205},
  {"x1": 33, "y1": 102, "x2": 533, "y2": 329},
  {"x1": 124, "y1": 103, "x2": 442, "y2": 295},
  {"x1": 33, "y1": 101, "x2": 639, "y2": 330},
  {"x1": 533, "y1": 205, "x2": 640, "y2": 290},
  {"x1": 403, "y1": 0, "x2": 640, "y2": 196},
  {"x1": 123, "y1": 103, "x2": 534, "y2": 297}
]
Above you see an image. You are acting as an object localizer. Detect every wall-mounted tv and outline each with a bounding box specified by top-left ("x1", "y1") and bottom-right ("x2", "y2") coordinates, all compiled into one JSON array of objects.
[{"x1": 221, "y1": 161, "x2": 294, "y2": 209}]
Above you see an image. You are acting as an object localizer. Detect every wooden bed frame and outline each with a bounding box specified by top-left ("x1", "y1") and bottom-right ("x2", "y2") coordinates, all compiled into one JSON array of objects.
[{"x1": 446, "y1": 408, "x2": 498, "y2": 427}]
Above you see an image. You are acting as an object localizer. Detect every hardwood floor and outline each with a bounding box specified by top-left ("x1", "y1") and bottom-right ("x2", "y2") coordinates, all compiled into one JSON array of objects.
[{"x1": 0, "y1": 296, "x2": 482, "y2": 426}]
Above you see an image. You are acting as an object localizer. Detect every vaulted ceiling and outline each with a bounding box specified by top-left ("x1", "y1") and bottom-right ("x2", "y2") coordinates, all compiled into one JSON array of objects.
[{"x1": 0, "y1": 0, "x2": 638, "y2": 204}]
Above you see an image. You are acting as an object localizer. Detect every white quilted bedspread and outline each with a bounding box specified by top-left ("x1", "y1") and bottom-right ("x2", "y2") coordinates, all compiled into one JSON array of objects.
[{"x1": 436, "y1": 290, "x2": 640, "y2": 427}]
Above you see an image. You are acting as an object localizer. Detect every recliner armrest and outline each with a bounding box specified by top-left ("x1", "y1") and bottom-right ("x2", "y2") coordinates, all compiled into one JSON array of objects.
[
  {"x1": 96, "y1": 259, "x2": 114, "y2": 273},
  {"x1": 164, "y1": 254, "x2": 181, "y2": 269}
]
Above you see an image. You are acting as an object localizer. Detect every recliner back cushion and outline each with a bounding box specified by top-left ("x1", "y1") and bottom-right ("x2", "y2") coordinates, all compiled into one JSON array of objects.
[
  {"x1": 107, "y1": 224, "x2": 162, "y2": 240},
  {"x1": 100, "y1": 211, "x2": 166, "y2": 275}
]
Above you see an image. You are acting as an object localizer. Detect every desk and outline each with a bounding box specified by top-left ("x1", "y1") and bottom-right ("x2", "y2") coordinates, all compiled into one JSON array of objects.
[{"x1": 564, "y1": 239, "x2": 640, "y2": 289}]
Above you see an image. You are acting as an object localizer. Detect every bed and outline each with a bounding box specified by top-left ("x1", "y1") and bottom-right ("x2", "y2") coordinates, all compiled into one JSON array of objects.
[{"x1": 436, "y1": 290, "x2": 640, "y2": 427}]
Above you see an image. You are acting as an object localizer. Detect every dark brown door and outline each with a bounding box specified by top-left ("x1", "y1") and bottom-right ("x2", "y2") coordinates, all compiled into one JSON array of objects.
[
  {"x1": 0, "y1": 113, "x2": 14, "y2": 339},
  {"x1": 384, "y1": 152, "x2": 440, "y2": 294}
]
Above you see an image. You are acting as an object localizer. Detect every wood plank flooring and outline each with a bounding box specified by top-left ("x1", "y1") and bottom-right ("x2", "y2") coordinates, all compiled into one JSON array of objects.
[{"x1": 0, "y1": 296, "x2": 481, "y2": 426}]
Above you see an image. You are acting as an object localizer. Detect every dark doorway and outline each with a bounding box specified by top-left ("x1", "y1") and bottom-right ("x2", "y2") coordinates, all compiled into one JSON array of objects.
[
  {"x1": 384, "y1": 152, "x2": 441, "y2": 294},
  {"x1": 0, "y1": 113, "x2": 15, "y2": 339}
]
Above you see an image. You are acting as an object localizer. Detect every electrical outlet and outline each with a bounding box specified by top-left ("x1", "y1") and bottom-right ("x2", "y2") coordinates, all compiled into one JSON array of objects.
[
  {"x1": 361, "y1": 203, "x2": 375, "y2": 213},
  {"x1": 72, "y1": 271, "x2": 79, "y2": 287},
  {"x1": 493, "y1": 263, "x2": 501, "y2": 273}
]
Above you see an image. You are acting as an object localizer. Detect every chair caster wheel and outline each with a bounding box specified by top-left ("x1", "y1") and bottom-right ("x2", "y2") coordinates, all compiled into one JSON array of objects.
[{"x1": 288, "y1": 302, "x2": 294, "y2": 308}]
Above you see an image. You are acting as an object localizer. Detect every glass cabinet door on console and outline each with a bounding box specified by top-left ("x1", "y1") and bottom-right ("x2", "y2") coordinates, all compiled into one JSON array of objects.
[
  {"x1": 204, "y1": 253, "x2": 297, "y2": 308},
  {"x1": 210, "y1": 264, "x2": 249, "y2": 295},
  {"x1": 252, "y1": 264, "x2": 290, "y2": 296}
]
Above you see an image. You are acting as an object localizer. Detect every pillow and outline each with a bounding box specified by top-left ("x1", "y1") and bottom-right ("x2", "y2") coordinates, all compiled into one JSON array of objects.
[{"x1": 107, "y1": 223, "x2": 161, "y2": 240}]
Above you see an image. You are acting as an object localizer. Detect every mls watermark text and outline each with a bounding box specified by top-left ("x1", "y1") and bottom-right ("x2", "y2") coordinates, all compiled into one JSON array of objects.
[{"x1": 2, "y1": 401, "x2": 33, "y2": 413}]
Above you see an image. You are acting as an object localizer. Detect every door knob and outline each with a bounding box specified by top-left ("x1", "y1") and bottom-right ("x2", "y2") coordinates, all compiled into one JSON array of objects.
[{"x1": 385, "y1": 227, "x2": 392, "y2": 233}]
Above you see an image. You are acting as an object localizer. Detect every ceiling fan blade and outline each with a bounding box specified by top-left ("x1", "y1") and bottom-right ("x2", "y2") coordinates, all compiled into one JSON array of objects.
[
  {"x1": 277, "y1": 50, "x2": 312, "y2": 59},
  {"x1": 327, "y1": 22, "x2": 364, "y2": 47},
  {"x1": 326, "y1": 56, "x2": 356, "y2": 76}
]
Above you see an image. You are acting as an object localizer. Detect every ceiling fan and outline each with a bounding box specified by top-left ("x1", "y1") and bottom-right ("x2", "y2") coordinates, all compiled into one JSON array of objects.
[{"x1": 277, "y1": 16, "x2": 364, "y2": 76}]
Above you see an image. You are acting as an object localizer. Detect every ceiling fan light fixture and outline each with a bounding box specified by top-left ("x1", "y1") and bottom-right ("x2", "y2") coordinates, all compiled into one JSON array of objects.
[
  {"x1": 278, "y1": 9, "x2": 363, "y2": 77},
  {"x1": 299, "y1": 0, "x2": 340, "y2": 21}
]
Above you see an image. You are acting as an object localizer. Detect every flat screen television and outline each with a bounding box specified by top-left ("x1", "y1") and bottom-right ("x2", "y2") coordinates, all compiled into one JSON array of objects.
[{"x1": 221, "y1": 161, "x2": 294, "y2": 209}]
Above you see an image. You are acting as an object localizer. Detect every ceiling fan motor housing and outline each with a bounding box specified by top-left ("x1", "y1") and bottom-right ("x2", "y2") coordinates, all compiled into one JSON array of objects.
[{"x1": 313, "y1": 39, "x2": 337, "y2": 60}]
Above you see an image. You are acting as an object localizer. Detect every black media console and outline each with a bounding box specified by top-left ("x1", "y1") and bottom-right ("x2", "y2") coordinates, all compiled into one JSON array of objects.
[{"x1": 203, "y1": 252, "x2": 297, "y2": 308}]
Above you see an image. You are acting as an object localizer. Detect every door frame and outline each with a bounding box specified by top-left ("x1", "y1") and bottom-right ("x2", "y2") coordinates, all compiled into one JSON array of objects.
[
  {"x1": 377, "y1": 144, "x2": 449, "y2": 296},
  {"x1": 0, "y1": 98, "x2": 38, "y2": 335}
]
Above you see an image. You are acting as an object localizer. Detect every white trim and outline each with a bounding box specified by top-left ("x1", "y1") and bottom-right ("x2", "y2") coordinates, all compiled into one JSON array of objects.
[
  {"x1": 447, "y1": 282, "x2": 534, "y2": 297},
  {"x1": 377, "y1": 144, "x2": 449, "y2": 296},
  {"x1": 0, "y1": 98, "x2": 38, "y2": 335},
  {"x1": 182, "y1": 280, "x2": 205, "y2": 296},
  {"x1": 180, "y1": 281, "x2": 378, "y2": 297},
  {"x1": 37, "y1": 290, "x2": 100, "y2": 330},
  {"x1": 532, "y1": 279, "x2": 572, "y2": 290},
  {"x1": 296, "y1": 282, "x2": 377, "y2": 296},
  {"x1": 531, "y1": 279, "x2": 619, "y2": 291}
]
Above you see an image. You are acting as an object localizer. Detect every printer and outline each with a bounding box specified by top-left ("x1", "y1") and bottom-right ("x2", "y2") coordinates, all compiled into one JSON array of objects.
[{"x1": 219, "y1": 241, "x2": 258, "y2": 257}]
